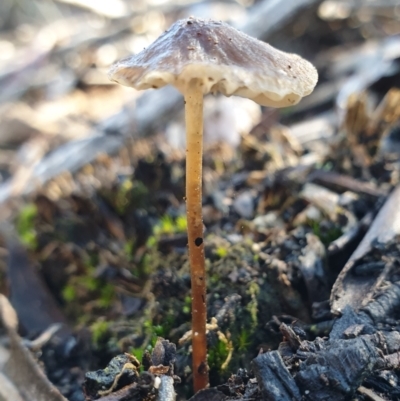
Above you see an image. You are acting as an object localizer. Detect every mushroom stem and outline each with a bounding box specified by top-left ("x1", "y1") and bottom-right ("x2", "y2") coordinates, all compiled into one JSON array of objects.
[{"x1": 184, "y1": 78, "x2": 208, "y2": 392}]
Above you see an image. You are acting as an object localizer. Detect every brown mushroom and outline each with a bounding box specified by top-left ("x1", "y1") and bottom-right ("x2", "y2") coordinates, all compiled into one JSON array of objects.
[{"x1": 109, "y1": 17, "x2": 318, "y2": 392}]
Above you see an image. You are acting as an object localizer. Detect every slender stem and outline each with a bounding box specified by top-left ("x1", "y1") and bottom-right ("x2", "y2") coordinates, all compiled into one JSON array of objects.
[{"x1": 184, "y1": 79, "x2": 208, "y2": 392}]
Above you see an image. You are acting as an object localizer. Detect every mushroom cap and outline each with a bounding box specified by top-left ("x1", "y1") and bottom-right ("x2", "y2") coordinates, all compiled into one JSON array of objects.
[{"x1": 109, "y1": 18, "x2": 318, "y2": 108}]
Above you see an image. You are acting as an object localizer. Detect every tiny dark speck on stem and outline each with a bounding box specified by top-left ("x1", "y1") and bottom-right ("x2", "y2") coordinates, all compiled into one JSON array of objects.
[
  {"x1": 198, "y1": 361, "x2": 207, "y2": 375},
  {"x1": 195, "y1": 237, "x2": 203, "y2": 246}
]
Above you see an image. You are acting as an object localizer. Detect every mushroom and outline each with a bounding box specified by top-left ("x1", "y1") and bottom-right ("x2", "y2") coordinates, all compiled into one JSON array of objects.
[{"x1": 109, "y1": 17, "x2": 318, "y2": 392}]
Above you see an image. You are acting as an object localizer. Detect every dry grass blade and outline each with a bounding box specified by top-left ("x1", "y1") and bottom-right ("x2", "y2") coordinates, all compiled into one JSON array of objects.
[
  {"x1": 0, "y1": 294, "x2": 18, "y2": 332},
  {"x1": 0, "y1": 295, "x2": 67, "y2": 401}
]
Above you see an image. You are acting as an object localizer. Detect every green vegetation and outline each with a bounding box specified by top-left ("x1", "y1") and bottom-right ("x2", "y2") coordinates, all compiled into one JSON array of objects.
[
  {"x1": 146, "y1": 214, "x2": 187, "y2": 250},
  {"x1": 153, "y1": 215, "x2": 187, "y2": 237},
  {"x1": 16, "y1": 203, "x2": 38, "y2": 249},
  {"x1": 182, "y1": 296, "x2": 191, "y2": 315},
  {"x1": 61, "y1": 257, "x2": 116, "y2": 317},
  {"x1": 208, "y1": 338, "x2": 230, "y2": 372},
  {"x1": 91, "y1": 320, "x2": 110, "y2": 346},
  {"x1": 246, "y1": 282, "x2": 260, "y2": 327},
  {"x1": 62, "y1": 284, "x2": 76, "y2": 302},
  {"x1": 107, "y1": 179, "x2": 149, "y2": 215},
  {"x1": 236, "y1": 328, "x2": 252, "y2": 352},
  {"x1": 98, "y1": 283, "x2": 116, "y2": 308},
  {"x1": 130, "y1": 347, "x2": 145, "y2": 369},
  {"x1": 214, "y1": 245, "x2": 228, "y2": 259},
  {"x1": 309, "y1": 220, "x2": 342, "y2": 246}
]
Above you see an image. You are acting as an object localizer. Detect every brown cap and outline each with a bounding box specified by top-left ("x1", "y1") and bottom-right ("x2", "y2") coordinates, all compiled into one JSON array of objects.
[{"x1": 109, "y1": 17, "x2": 318, "y2": 107}]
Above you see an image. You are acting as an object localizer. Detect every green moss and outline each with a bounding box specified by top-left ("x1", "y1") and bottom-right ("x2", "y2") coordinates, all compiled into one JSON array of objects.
[
  {"x1": 141, "y1": 214, "x2": 188, "y2": 277},
  {"x1": 130, "y1": 347, "x2": 145, "y2": 368},
  {"x1": 309, "y1": 220, "x2": 342, "y2": 246},
  {"x1": 153, "y1": 325, "x2": 166, "y2": 337},
  {"x1": 62, "y1": 285, "x2": 76, "y2": 302},
  {"x1": 16, "y1": 203, "x2": 38, "y2": 249},
  {"x1": 111, "y1": 179, "x2": 149, "y2": 215},
  {"x1": 91, "y1": 320, "x2": 110, "y2": 346},
  {"x1": 123, "y1": 240, "x2": 135, "y2": 259},
  {"x1": 209, "y1": 273, "x2": 219, "y2": 285},
  {"x1": 146, "y1": 235, "x2": 157, "y2": 249},
  {"x1": 82, "y1": 252, "x2": 99, "y2": 271},
  {"x1": 61, "y1": 263, "x2": 117, "y2": 319},
  {"x1": 175, "y1": 215, "x2": 187, "y2": 232},
  {"x1": 208, "y1": 338, "x2": 230, "y2": 373},
  {"x1": 153, "y1": 308, "x2": 177, "y2": 338},
  {"x1": 236, "y1": 328, "x2": 252, "y2": 352},
  {"x1": 182, "y1": 296, "x2": 191, "y2": 315},
  {"x1": 80, "y1": 276, "x2": 99, "y2": 292},
  {"x1": 98, "y1": 283, "x2": 115, "y2": 308},
  {"x1": 214, "y1": 246, "x2": 228, "y2": 259},
  {"x1": 246, "y1": 282, "x2": 260, "y2": 327},
  {"x1": 153, "y1": 215, "x2": 187, "y2": 236}
]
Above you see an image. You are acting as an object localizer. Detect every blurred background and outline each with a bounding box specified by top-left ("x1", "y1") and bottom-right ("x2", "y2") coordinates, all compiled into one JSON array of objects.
[{"x1": 0, "y1": 0, "x2": 399, "y2": 200}]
